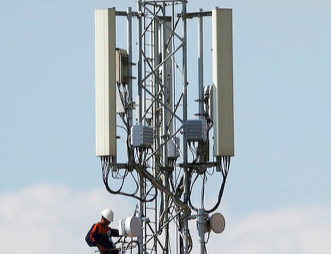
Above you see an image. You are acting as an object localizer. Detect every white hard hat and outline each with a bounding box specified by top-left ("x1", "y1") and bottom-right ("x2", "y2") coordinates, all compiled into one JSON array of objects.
[{"x1": 101, "y1": 209, "x2": 114, "y2": 222}]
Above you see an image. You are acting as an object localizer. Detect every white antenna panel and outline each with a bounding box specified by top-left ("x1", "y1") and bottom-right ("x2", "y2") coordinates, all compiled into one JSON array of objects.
[
  {"x1": 95, "y1": 8, "x2": 117, "y2": 157},
  {"x1": 212, "y1": 8, "x2": 234, "y2": 157}
]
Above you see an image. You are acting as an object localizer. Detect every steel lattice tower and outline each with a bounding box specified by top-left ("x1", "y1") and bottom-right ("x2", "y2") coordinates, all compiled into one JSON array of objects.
[{"x1": 95, "y1": 1, "x2": 234, "y2": 254}]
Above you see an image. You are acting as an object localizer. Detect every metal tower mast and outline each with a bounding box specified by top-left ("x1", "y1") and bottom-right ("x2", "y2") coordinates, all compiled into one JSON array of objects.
[{"x1": 95, "y1": 1, "x2": 234, "y2": 254}]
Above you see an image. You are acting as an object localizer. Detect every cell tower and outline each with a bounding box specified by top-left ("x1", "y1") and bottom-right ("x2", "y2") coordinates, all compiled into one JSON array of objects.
[{"x1": 95, "y1": 1, "x2": 234, "y2": 254}]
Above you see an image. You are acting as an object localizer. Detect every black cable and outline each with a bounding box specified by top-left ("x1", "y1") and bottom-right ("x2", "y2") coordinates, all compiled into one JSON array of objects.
[
  {"x1": 205, "y1": 231, "x2": 211, "y2": 243},
  {"x1": 188, "y1": 230, "x2": 193, "y2": 253},
  {"x1": 188, "y1": 173, "x2": 199, "y2": 212},
  {"x1": 188, "y1": 142, "x2": 199, "y2": 164},
  {"x1": 112, "y1": 167, "x2": 129, "y2": 179},
  {"x1": 102, "y1": 159, "x2": 132, "y2": 194},
  {"x1": 103, "y1": 170, "x2": 132, "y2": 195},
  {"x1": 101, "y1": 158, "x2": 158, "y2": 203},
  {"x1": 204, "y1": 157, "x2": 230, "y2": 214},
  {"x1": 114, "y1": 236, "x2": 123, "y2": 245},
  {"x1": 201, "y1": 173, "x2": 206, "y2": 209},
  {"x1": 103, "y1": 175, "x2": 157, "y2": 202},
  {"x1": 206, "y1": 166, "x2": 215, "y2": 176}
]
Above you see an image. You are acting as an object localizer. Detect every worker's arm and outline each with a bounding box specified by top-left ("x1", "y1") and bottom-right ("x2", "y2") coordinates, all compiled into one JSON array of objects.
[
  {"x1": 110, "y1": 228, "x2": 120, "y2": 237},
  {"x1": 89, "y1": 223, "x2": 100, "y2": 246}
]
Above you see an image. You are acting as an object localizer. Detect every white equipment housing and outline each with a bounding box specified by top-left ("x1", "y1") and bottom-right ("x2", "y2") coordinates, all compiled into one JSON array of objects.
[
  {"x1": 212, "y1": 8, "x2": 234, "y2": 157},
  {"x1": 168, "y1": 137, "x2": 180, "y2": 159},
  {"x1": 186, "y1": 119, "x2": 207, "y2": 142},
  {"x1": 118, "y1": 216, "x2": 141, "y2": 237},
  {"x1": 95, "y1": 8, "x2": 117, "y2": 157},
  {"x1": 116, "y1": 48, "x2": 129, "y2": 85},
  {"x1": 131, "y1": 125, "x2": 154, "y2": 147}
]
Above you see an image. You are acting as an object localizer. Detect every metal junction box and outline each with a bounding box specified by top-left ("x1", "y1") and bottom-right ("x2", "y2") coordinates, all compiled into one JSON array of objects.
[
  {"x1": 168, "y1": 137, "x2": 180, "y2": 159},
  {"x1": 131, "y1": 125, "x2": 154, "y2": 147},
  {"x1": 186, "y1": 119, "x2": 207, "y2": 142},
  {"x1": 116, "y1": 48, "x2": 129, "y2": 85}
]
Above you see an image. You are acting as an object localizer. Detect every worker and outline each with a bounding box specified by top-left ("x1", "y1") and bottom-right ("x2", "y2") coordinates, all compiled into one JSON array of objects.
[{"x1": 87, "y1": 209, "x2": 120, "y2": 254}]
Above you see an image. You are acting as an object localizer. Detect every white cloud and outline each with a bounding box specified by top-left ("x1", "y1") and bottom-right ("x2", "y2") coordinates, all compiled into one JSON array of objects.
[
  {"x1": 1, "y1": 184, "x2": 331, "y2": 254},
  {"x1": 0, "y1": 184, "x2": 134, "y2": 254},
  {"x1": 206, "y1": 206, "x2": 331, "y2": 254}
]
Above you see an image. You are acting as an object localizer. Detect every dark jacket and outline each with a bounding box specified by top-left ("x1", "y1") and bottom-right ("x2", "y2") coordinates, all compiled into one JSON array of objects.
[{"x1": 89, "y1": 223, "x2": 120, "y2": 253}]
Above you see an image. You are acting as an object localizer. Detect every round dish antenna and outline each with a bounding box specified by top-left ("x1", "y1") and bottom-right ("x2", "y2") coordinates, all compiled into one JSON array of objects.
[
  {"x1": 210, "y1": 213, "x2": 225, "y2": 234},
  {"x1": 118, "y1": 216, "x2": 141, "y2": 237}
]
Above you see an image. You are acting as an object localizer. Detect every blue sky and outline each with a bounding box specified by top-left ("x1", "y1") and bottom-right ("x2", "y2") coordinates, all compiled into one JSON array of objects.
[{"x1": 1, "y1": 0, "x2": 331, "y2": 253}]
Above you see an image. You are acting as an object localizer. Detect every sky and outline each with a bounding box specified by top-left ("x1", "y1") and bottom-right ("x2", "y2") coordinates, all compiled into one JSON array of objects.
[{"x1": 0, "y1": 0, "x2": 331, "y2": 253}]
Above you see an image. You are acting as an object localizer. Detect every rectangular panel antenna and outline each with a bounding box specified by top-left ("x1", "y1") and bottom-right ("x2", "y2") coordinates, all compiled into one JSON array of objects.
[
  {"x1": 95, "y1": 8, "x2": 117, "y2": 157},
  {"x1": 212, "y1": 8, "x2": 234, "y2": 157}
]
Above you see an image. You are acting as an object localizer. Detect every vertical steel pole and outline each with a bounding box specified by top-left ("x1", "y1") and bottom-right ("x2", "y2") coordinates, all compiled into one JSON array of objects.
[
  {"x1": 170, "y1": 4, "x2": 180, "y2": 253},
  {"x1": 127, "y1": 7, "x2": 133, "y2": 127},
  {"x1": 198, "y1": 209, "x2": 205, "y2": 254},
  {"x1": 198, "y1": 10, "x2": 206, "y2": 253},
  {"x1": 182, "y1": 1, "x2": 189, "y2": 254},
  {"x1": 161, "y1": 4, "x2": 170, "y2": 254},
  {"x1": 198, "y1": 8, "x2": 205, "y2": 164},
  {"x1": 152, "y1": 4, "x2": 161, "y2": 253},
  {"x1": 198, "y1": 8, "x2": 204, "y2": 119},
  {"x1": 127, "y1": 6, "x2": 135, "y2": 174},
  {"x1": 137, "y1": 2, "x2": 144, "y2": 253},
  {"x1": 162, "y1": 4, "x2": 169, "y2": 168},
  {"x1": 152, "y1": 6, "x2": 159, "y2": 254},
  {"x1": 154, "y1": 8, "x2": 160, "y2": 171},
  {"x1": 138, "y1": 1, "x2": 143, "y2": 124}
]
